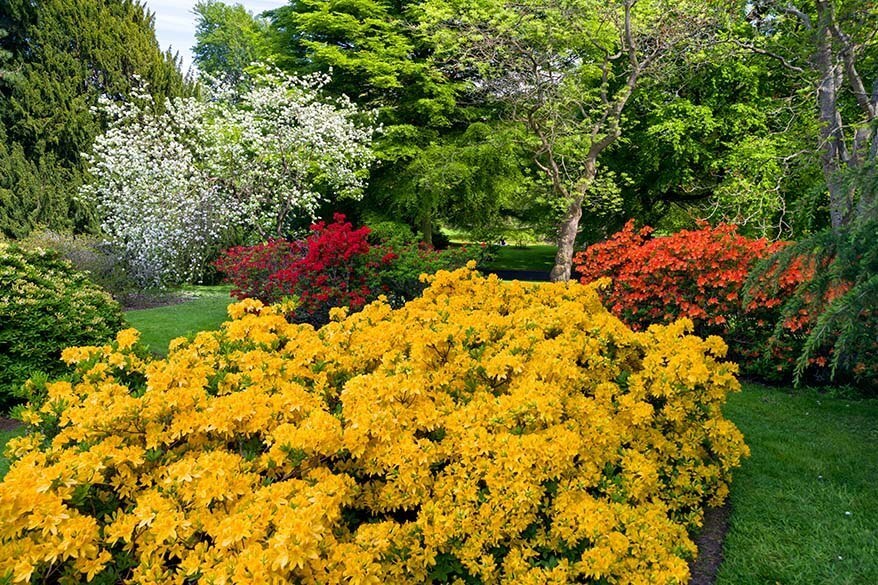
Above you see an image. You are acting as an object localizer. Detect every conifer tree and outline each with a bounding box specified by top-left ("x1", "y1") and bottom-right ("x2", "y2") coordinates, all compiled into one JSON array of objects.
[{"x1": 0, "y1": 0, "x2": 188, "y2": 238}]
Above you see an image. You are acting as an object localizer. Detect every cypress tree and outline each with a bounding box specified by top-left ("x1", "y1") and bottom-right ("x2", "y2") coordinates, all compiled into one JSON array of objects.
[{"x1": 0, "y1": 0, "x2": 189, "y2": 238}]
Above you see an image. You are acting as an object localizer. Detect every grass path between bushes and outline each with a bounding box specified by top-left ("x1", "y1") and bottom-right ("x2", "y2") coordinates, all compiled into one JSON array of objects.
[
  {"x1": 123, "y1": 285, "x2": 234, "y2": 356},
  {"x1": 718, "y1": 383, "x2": 878, "y2": 584},
  {"x1": 2, "y1": 290, "x2": 876, "y2": 585},
  {"x1": 479, "y1": 244, "x2": 557, "y2": 272}
]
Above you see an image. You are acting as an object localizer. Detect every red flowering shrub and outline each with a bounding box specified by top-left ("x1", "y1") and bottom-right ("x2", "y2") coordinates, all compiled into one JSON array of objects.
[
  {"x1": 215, "y1": 214, "x2": 474, "y2": 325},
  {"x1": 273, "y1": 214, "x2": 378, "y2": 319},
  {"x1": 213, "y1": 238, "x2": 304, "y2": 302},
  {"x1": 573, "y1": 221, "x2": 811, "y2": 379}
]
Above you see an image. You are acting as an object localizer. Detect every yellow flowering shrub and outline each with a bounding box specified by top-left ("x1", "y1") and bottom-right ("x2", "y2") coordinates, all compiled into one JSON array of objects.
[{"x1": 0, "y1": 265, "x2": 748, "y2": 585}]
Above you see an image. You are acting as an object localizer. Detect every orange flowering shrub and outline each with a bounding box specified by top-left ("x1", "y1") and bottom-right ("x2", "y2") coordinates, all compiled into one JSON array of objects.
[
  {"x1": 573, "y1": 221, "x2": 811, "y2": 379},
  {"x1": 0, "y1": 265, "x2": 748, "y2": 584}
]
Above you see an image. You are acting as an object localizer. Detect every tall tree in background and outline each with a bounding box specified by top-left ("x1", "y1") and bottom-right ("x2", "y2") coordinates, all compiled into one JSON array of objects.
[
  {"x1": 0, "y1": 0, "x2": 187, "y2": 238},
  {"x1": 266, "y1": 0, "x2": 524, "y2": 244},
  {"x1": 741, "y1": 0, "x2": 878, "y2": 230},
  {"x1": 606, "y1": 45, "x2": 823, "y2": 239},
  {"x1": 192, "y1": 0, "x2": 271, "y2": 81}
]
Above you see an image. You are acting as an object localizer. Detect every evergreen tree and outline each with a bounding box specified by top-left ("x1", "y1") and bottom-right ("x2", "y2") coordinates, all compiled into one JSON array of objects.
[{"x1": 0, "y1": 0, "x2": 188, "y2": 238}]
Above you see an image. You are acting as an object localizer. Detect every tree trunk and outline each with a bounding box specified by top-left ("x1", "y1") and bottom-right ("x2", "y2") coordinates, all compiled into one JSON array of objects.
[
  {"x1": 815, "y1": 0, "x2": 849, "y2": 229},
  {"x1": 420, "y1": 215, "x2": 433, "y2": 247},
  {"x1": 549, "y1": 195, "x2": 584, "y2": 282},
  {"x1": 549, "y1": 160, "x2": 596, "y2": 282}
]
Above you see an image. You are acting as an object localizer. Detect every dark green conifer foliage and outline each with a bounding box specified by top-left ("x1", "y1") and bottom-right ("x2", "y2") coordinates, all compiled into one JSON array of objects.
[{"x1": 0, "y1": 0, "x2": 188, "y2": 238}]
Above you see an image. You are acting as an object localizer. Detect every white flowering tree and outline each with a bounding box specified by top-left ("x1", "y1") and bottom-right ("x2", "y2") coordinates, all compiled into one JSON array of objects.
[
  {"x1": 81, "y1": 72, "x2": 375, "y2": 286},
  {"x1": 207, "y1": 71, "x2": 376, "y2": 239}
]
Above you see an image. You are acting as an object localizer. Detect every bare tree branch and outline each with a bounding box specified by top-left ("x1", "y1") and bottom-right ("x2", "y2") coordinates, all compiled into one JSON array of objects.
[{"x1": 728, "y1": 38, "x2": 805, "y2": 73}]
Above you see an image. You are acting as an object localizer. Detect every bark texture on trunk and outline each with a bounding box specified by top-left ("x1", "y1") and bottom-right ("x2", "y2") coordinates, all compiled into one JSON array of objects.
[
  {"x1": 815, "y1": 0, "x2": 852, "y2": 229},
  {"x1": 549, "y1": 163, "x2": 596, "y2": 282},
  {"x1": 550, "y1": 196, "x2": 584, "y2": 282},
  {"x1": 420, "y1": 216, "x2": 433, "y2": 247}
]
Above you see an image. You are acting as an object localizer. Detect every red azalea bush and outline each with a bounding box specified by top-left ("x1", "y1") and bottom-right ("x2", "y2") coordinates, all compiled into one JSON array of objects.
[
  {"x1": 213, "y1": 238, "x2": 305, "y2": 302},
  {"x1": 215, "y1": 214, "x2": 474, "y2": 325},
  {"x1": 573, "y1": 221, "x2": 812, "y2": 379},
  {"x1": 273, "y1": 215, "x2": 377, "y2": 318}
]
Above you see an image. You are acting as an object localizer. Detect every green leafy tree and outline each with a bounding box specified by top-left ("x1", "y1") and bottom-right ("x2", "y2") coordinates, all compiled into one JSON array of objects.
[
  {"x1": 192, "y1": 1, "x2": 271, "y2": 81},
  {"x1": 738, "y1": 0, "x2": 878, "y2": 230},
  {"x1": 0, "y1": 0, "x2": 188, "y2": 239},
  {"x1": 267, "y1": 0, "x2": 524, "y2": 244},
  {"x1": 608, "y1": 50, "x2": 824, "y2": 239},
  {"x1": 423, "y1": 0, "x2": 732, "y2": 280},
  {"x1": 380, "y1": 123, "x2": 525, "y2": 243}
]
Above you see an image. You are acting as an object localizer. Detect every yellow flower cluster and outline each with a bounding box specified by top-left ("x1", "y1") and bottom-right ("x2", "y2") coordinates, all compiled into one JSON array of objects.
[{"x1": 0, "y1": 265, "x2": 748, "y2": 584}]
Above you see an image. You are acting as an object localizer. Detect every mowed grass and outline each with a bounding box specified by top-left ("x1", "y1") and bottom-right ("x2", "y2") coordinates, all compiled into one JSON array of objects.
[
  {"x1": 718, "y1": 383, "x2": 878, "y2": 585},
  {"x1": 124, "y1": 285, "x2": 234, "y2": 356},
  {"x1": 480, "y1": 244, "x2": 557, "y2": 272}
]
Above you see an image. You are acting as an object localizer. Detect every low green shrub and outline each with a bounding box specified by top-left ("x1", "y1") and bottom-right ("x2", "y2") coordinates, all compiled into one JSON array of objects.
[
  {"x1": 0, "y1": 244, "x2": 125, "y2": 409},
  {"x1": 365, "y1": 219, "x2": 419, "y2": 247}
]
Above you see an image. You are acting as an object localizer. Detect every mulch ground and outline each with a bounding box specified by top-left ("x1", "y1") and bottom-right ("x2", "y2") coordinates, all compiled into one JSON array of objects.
[
  {"x1": 688, "y1": 502, "x2": 732, "y2": 585},
  {"x1": 121, "y1": 290, "x2": 198, "y2": 311},
  {"x1": 0, "y1": 416, "x2": 21, "y2": 432}
]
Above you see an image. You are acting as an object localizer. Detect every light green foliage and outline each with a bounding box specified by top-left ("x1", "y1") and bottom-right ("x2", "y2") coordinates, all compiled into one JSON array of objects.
[
  {"x1": 0, "y1": 0, "x2": 188, "y2": 239},
  {"x1": 267, "y1": 0, "x2": 527, "y2": 243},
  {"x1": 389, "y1": 123, "x2": 526, "y2": 242},
  {"x1": 610, "y1": 54, "x2": 820, "y2": 238},
  {"x1": 269, "y1": 0, "x2": 457, "y2": 127},
  {"x1": 737, "y1": 0, "x2": 878, "y2": 231},
  {"x1": 422, "y1": 0, "x2": 730, "y2": 279},
  {"x1": 193, "y1": 1, "x2": 271, "y2": 80},
  {"x1": 0, "y1": 244, "x2": 125, "y2": 409}
]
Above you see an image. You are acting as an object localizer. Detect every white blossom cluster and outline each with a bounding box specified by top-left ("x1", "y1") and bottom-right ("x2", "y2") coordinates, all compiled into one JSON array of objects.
[{"x1": 81, "y1": 72, "x2": 376, "y2": 287}]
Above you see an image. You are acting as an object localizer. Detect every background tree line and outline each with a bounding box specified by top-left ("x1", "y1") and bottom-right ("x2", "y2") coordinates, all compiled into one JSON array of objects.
[{"x1": 1, "y1": 0, "x2": 875, "y2": 282}]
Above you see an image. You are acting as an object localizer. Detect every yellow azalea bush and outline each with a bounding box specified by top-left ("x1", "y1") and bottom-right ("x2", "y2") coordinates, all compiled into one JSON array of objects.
[{"x1": 0, "y1": 265, "x2": 748, "y2": 584}]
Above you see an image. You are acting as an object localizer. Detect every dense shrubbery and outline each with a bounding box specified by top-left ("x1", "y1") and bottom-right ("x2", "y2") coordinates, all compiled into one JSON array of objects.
[
  {"x1": 573, "y1": 222, "x2": 812, "y2": 380},
  {"x1": 0, "y1": 244, "x2": 125, "y2": 409},
  {"x1": 1, "y1": 266, "x2": 747, "y2": 584},
  {"x1": 215, "y1": 214, "x2": 473, "y2": 324}
]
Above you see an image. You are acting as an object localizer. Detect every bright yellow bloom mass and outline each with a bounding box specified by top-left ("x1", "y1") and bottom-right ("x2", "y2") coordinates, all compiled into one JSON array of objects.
[{"x1": 0, "y1": 266, "x2": 748, "y2": 584}]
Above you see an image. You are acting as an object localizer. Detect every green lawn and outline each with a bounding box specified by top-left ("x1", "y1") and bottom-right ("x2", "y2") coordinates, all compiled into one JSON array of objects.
[
  {"x1": 124, "y1": 285, "x2": 234, "y2": 355},
  {"x1": 718, "y1": 383, "x2": 878, "y2": 584},
  {"x1": 480, "y1": 244, "x2": 557, "y2": 272}
]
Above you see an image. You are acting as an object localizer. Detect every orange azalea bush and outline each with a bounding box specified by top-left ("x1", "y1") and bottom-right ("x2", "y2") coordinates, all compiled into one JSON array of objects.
[
  {"x1": 0, "y1": 265, "x2": 748, "y2": 584},
  {"x1": 573, "y1": 221, "x2": 811, "y2": 379}
]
